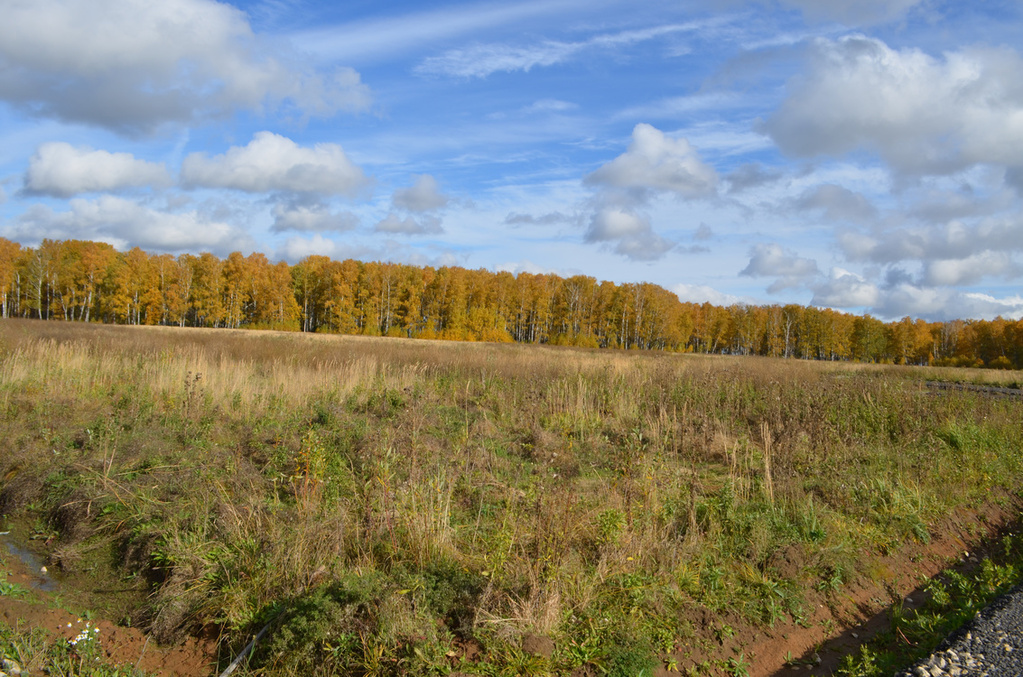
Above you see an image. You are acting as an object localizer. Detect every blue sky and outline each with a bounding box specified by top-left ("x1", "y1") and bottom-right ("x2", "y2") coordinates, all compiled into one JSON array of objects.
[{"x1": 1, "y1": 0, "x2": 1022, "y2": 321}]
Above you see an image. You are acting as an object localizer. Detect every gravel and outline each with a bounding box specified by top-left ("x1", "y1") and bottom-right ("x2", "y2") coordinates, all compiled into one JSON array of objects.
[{"x1": 894, "y1": 586, "x2": 1023, "y2": 676}]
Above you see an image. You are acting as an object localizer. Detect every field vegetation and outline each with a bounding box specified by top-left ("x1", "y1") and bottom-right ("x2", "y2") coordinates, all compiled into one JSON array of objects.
[{"x1": 0, "y1": 318, "x2": 1021, "y2": 676}]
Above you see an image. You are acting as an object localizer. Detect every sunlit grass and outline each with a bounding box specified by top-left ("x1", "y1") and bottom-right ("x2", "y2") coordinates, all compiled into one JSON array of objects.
[{"x1": 0, "y1": 318, "x2": 1020, "y2": 676}]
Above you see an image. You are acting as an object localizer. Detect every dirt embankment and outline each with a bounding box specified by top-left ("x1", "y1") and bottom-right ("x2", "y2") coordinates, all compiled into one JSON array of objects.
[
  {"x1": 2, "y1": 499, "x2": 1020, "y2": 677},
  {"x1": 0, "y1": 542, "x2": 216, "y2": 677},
  {"x1": 666, "y1": 498, "x2": 1021, "y2": 677}
]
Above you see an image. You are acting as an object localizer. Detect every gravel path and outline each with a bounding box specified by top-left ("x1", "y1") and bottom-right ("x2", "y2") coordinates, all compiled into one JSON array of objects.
[{"x1": 895, "y1": 586, "x2": 1023, "y2": 677}]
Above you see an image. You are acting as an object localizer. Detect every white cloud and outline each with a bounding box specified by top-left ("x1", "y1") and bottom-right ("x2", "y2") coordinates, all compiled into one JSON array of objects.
[
  {"x1": 922, "y1": 251, "x2": 1018, "y2": 286},
  {"x1": 740, "y1": 243, "x2": 819, "y2": 291},
  {"x1": 725, "y1": 163, "x2": 785, "y2": 193},
  {"x1": 838, "y1": 216, "x2": 1023, "y2": 264},
  {"x1": 0, "y1": 0, "x2": 370, "y2": 132},
  {"x1": 374, "y1": 213, "x2": 443, "y2": 235},
  {"x1": 25, "y1": 142, "x2": 171, "y2": 196},
  {"x1": 418, "y1": 41, "x2": 576, "y2": 79},
  {"x1": 613, "y1": 92, "x2": 741, "y2": 122},
  {"x1": 271, "y1": 202, "x2": 359, "y2": 233},
  {"x1": 5, "y1": 196, "x2": 250, "y2": 253},
  {"x1": 504, "y1": 211, "x2": 573, "y2": 226},
  {"x1": 522, "y1": 99, "x2": 577, "y2": 114},
  {"x1": 871, "y1": 285, "x2": 1023, "y2": 322},
  {"x1": 393, "y1": 174, "x2": 449, "y2": 212},
  {"x1": 672, "y1": 283, "x2": 746, "y2": 306},
  {"x1": 416, "y1": 23, "x2": 708, "y2": 79},
  {"x1": 294, "y1": 0, "x2": 581, "y2": 64},
  {"x1": 277, "y1": 234, "x2": 371, "y2": 262},
  {"x1": 789, "y1": 184, "x2": 877, "y2": 223},
  {"x1": 811, "y1": 268, "x2": 880, "y2": 307},
  {"x1": 181, "y1": 132, "x2": 370, "y2": 196},
  {"x1": 494, "y1": 260, "x2": 562, "y2": 276},
  {"x1": 1007, "y1": 167, "x2": 1023, "y2": 194},
  {"x1": 585, "y1": 208, "x2": 674, "y2": 261},
  {"x1": 586, "y1": 123, "x2": 718, "y2": 199},
  {"x1": 586, "y1": 208, "x2": 648, "y2": 241},
  {"x1": 578, "y1": 123, "x2": 717, "y2": 261},
  {"x1": 764, "y1": 36, "x2": 1023, "y2": 176}
]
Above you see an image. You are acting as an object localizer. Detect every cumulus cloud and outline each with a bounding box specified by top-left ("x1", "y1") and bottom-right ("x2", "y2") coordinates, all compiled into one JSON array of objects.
[
  {"x1": 374, "y1": 213, "x2": 443, "y2": 235},
  {"x1": 271, "y1": 202, "x2": 359, "y2": 233},
  {"x1": 0, "y1": 0, "x2": 371, "y2": 133},
  {"x1": 1005, "y1": 167, "x2": 1023, "y2": 194},
  {"x1": 375, "y1": 174, "x2": 451, "y2": 235},
  {"x1": 838, "y1": 216, "x2": 1023, "y2": 265},
  {"x1": 5, "y1": 196, "x2": 249, "y2": 253},
  {"x1": 181, "y1": 132, "x2": 370, "y2": 196},
  {"x1": 922, "y1": 251, "x2": 1019, "y2": 286},
  {"x1": 810, "y1": 268, "x2": 880, "y2": 307},
  {"x1": 586, "y1": 123, "x2": 718, "y2": 199},
  {"x1": 393, "y1": 175, "x2": 449, "y2": 212},
  {"x1": 725, "y1": 163, "x2": 784, "y2": 193},
  {"x1": 580, "y1": 123, "x2": 717, "y2": 261},
  {"x1": 763, "y1": 36, "x2": 1023, "y2": 176},
  {"x1": 740, "y1": 243, "x2": 819, "y2": 292},
  {"x1": 907, "y1": 185, "x2": 1012, "y2": 223},
  {"x1": 585, "y1": 208, "x2": 674, "y2": 261},
  {"x1": 871, "y1": 285, "x2": 1023, "y2": 322},
  {"x1": 789, "y1": 184, "x2": 877, "y2": 223},
  {"x1": 780, "y1": 0, "x2": 923, "y2": 25},
  {"x1": 24, "y1": 142, "x2": 171, "y2": 197},
  {"x1": 494, "y1": 260, "x2": 569, "y2": 276},
  {"x1": 277, "y1": 234, "x2": 371, "y2": 262},
  {"x1": 673, "y1": 283, "x2": 746, "y2": 306}
]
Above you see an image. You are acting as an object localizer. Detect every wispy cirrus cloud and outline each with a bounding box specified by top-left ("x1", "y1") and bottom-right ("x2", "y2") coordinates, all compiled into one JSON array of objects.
[
  {"x1": 415, "y1": 21, "x2": 716, "y2": 79},
  {"x1": 293, "y1": 0, "x2": 587, "y2": 64}
]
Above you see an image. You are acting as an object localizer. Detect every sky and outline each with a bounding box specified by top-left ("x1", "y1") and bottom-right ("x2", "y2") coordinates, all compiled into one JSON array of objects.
[{"x1": 1, "y1": 0, "x2": 1022, "y2": 322}]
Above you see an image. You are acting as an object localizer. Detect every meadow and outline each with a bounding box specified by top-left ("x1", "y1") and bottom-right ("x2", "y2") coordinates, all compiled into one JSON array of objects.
[{"x1": 0, "y1": 318, "x2": 1021, "y2": 676}]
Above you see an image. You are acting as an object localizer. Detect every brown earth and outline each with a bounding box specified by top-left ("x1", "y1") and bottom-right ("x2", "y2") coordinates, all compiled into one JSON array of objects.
[{"x1": 0, "y1": 550, "x2": 216, "y2": 677}]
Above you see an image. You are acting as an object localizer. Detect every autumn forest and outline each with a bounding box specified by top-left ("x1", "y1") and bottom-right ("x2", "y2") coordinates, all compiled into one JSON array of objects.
[{"x1": 1, "y1": 237, "x2": 1021, "y2": 369}]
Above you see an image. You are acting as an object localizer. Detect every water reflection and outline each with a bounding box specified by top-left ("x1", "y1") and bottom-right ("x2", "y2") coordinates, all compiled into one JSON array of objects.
[{"x1": 3, "y1": 540, "x2": 58, "y2": 592}]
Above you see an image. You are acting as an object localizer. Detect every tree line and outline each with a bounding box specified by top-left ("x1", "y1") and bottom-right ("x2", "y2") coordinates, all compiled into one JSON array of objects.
[{"x1": 1, "y1": 238, "x2": 1020, "y2": 369}]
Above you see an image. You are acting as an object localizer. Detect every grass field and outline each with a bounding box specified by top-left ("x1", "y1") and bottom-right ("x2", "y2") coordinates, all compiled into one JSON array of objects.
[{"x1": 1, "y1": 318, "x2": 1022, "y2": 676}]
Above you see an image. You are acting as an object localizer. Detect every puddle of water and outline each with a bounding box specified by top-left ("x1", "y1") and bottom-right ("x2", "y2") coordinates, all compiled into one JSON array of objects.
[{"x1": 3, "y1": 540, "x2": 58, "y2": 592}]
